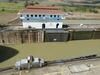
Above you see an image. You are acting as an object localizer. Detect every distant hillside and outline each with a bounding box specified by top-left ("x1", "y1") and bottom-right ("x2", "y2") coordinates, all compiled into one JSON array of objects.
[
  {"x1": 0, "y1": 0, "x2": 44, "y2": 2},
  {"x1": 0, "y1": 0, "x2": 85, "y2": 2},
  {"x1": 0, "y1": 0, "x2": 100, "y2": 4}
]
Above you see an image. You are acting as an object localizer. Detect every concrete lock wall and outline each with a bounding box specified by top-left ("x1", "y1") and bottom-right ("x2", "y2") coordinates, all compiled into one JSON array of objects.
[
  {"x1": 44, "y1": 30, "x2": 100, "y2": 42},
  {"x1": 0, "y1": 29, "x2": 100, "y2": 44},
  {"x1": 72, "y1": 31, "x2": 93, "y2": 40},
  {"x1": 0, "y1": 30, "x2": 44, "y2": 44},
  {"x1": 45, "y1": 31, "x2": 69, "y2": 42},
  {"x1": 69, "y1": 29, "x2": 100, "y2": 40},
  {"x1": 92, "y1": 31, "x2": 100, "y2": 39}
]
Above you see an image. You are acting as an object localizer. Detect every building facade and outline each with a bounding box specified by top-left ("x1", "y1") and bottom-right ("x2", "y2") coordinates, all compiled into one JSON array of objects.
[{"x1": 18, "y1": 6, "x2": 66, "y2": 30}]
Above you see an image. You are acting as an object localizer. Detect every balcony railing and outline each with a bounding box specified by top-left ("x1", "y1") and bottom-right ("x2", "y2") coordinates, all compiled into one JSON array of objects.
[{"x1": 21, "y1": 16, "x2": 62, "y2": 21}]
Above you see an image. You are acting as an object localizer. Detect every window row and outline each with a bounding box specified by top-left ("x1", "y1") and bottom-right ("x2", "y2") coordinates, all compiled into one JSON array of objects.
[
  {"x1": 26, "y1": 18, "x2": 60, "y2": 20},
  {"x1": 21, "y1": 15, "x2": 60, "y2": 17}
]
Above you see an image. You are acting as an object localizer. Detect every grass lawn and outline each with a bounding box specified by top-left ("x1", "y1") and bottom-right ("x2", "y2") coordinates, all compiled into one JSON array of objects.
[
  {"x1": 0, "y1": 2, "x2": 24, "y2": 14},
  {"x1": 0, "y1": 39, "x2": 100, "y2": 68}
]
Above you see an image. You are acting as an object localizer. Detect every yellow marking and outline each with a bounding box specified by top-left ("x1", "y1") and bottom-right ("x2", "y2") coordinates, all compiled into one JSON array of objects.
[
  {"x1": 44, "y1": 74, "x2": 50, "y2": 75},
  {"x1": 44, "y1": 70, "x2": 68, "y2": 75},
  {"x1": 44, "y1": 65, "x2": 100, "y2": 75},
  {"x1": 25, "y1": 70, "x2": 29, "y2": 73},
  {"x1": 44, "y1": 65, "x2": 70, "y2": 75},
  {"x1": 19, "y1": 71, "x2": 21, "y2": 75},
  {"x1": 30, "y1": 30, "x2": 32, "y2": 32},
  {"x1": 89, "y1": 65, "x2": 100, "y2": 69}
]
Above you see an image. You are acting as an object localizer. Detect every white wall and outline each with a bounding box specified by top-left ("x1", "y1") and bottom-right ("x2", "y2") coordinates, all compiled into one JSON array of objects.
[{"x1": 23, "y1": 22, "x2": 63, "y2": 29}]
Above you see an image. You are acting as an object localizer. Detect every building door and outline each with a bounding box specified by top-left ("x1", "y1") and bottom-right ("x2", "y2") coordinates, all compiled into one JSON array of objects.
[
  {"x1": 56, "y1": 23, "x2": 59, "y2": 29},
  {"x1": 42, "y1": 23, "x2": 45, "y2": 29},
  {"x1": 28, "y1": 25, "x2": 32, "y2": 29}
]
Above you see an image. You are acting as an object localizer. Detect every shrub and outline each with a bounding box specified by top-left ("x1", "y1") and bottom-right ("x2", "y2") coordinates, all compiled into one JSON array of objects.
[
  {"x1": 93, "y1": 10, "x2": 99, "y2": 13},
  {"x1": 63, "y1": 8, "x2": 66, "y2": 12},
  {"x1": 15, "y1": 1, "x2": 18, "y2": 3},
  {"x1": 89, "y1": 8, "x2": 99, "y2": 13},
  {"x1": 24, "y1": 0, "x2": 29, "y2": 8},
  {"x1": 30, "y1": 2, "x2": 34, "y2": 6},
  {"x1": 51, "y1": 4, "x2": 55, "y2": 6},
  {"x1": 2, "y1": 8, "x2": 4, "y2": 11},
  {"x1": 69, "y1": 9, "x2": 73, "y2": 12},
  {"x1": 89, "y1": 8, "x2": 92, "y2": 12},
  {"x1": 8, "y1": 0, "x2": 13, "y2": 3},
  {"x1": 35, "y1": 1, "x2": 39, "y2": 4}
]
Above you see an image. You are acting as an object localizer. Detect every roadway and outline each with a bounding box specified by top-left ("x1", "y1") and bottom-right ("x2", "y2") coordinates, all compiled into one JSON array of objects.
[
  {"x1": 63, "y1": 20, "x2": 100, "y2": 24},
  {"x1": 0, "y1": 20, "x2": 100, "y2": 31}
]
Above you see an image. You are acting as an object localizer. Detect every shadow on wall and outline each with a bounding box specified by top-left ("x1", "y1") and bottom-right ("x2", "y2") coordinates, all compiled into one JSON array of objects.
[{"x1": 0, "y1": 45, "x2": 19, "y2": 63}]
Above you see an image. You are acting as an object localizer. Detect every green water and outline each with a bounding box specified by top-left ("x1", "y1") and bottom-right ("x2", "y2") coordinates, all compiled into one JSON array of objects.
[{"x1": 0, "y1": 39, "x2": 100, "y2": 68}]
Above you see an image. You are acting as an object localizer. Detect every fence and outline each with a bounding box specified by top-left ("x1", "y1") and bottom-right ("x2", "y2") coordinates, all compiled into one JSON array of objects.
[{"x1": 0, "y1": 30, "x2": 44, "y2": 44}]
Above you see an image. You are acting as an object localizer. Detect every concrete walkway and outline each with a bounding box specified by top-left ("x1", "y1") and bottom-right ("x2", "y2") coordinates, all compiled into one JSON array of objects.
[{"x1": 1, "y1": 58, "x2": 100, "y2": 75}]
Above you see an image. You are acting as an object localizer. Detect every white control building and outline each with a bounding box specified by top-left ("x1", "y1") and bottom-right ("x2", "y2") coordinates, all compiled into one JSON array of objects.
[{"x1": 18, "y1": 6, "x2": 66, "y2": 30}]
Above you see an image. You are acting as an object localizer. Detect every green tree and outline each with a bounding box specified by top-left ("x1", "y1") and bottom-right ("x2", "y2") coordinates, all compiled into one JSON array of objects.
[
  {"x1": 82, "y1": 7, "x2": 87, "y2": 12},
  {"x1": 89, "y1": 8, "x2": 92, "y2": 12},
  {"x1": 15, "y1": 1, "x2": 18, "y2": 3},
  {"x1": 30, "y1": 2, "x2": 34, "y2": 6},
  {"x1": 24, "y1": 0, "x2": 29, "y2": 8},
  {"x1": 69, "y1": 9, "x2": 73, "y2": 12},
  {"x1": 8, "y1": 0, "x2": 13, "y2": 3},
  {"x1": 35, "y1": 1, "x2": 39, "y2": 4},
  {"x1": 2, "y1": 8, "x2": 4, "y2": 11},
  {"x1": 51, "y1": 4, "x2": 55, "y2": 6},
  {"x1": 63, "y1": 8, "x2": 66, "y2": 12},
  {"x1": 93, "y1": 9, "x2": 99, "y2": 13}
]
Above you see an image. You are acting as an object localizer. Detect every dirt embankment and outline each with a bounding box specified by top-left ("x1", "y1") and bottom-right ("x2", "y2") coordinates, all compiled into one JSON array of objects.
[
  {"x1": 0, "y1": 14, "x2": 22, "y2": 26},
  {"x1": 74, "y1": 12, "x2": 100, "y2": 19},
  {"x1": 65, "y1": 12, "x2": 100, "y2": 20}
]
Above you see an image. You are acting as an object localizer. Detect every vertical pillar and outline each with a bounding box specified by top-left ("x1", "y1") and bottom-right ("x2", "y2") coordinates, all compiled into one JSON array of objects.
[
  {"x1": 69, "y1": 29, "x2": 74, "y2": 41},
  {"x1": 92, "y1": 29, "x2": 97, "y2": 39},
  {"x1": 41, "y1": 30, "x2": 44, "y2": 42}
]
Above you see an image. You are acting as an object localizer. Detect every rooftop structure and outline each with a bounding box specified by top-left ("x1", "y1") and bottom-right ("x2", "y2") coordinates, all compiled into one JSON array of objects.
[{"x1": 18, "y1": 6, "x2": 66, "y2": 30}]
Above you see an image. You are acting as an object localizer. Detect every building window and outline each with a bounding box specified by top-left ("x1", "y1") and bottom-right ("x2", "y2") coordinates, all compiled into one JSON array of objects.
[
  {"x1": 35, "y1": 15, "x2": 37, "y2": 17},
  {"x1": 27, "y1": 19, "x2": 29, "y2": 20},
  {"x1": 39, "y1": 15, "x2": 41, "y2": 17},
  {"x1": 27, "y1": 15, "x2": 29, "y2": 17},
  {"x1": 31, "y1": 15, "x2": 33, "y2": 17},
  {"x1": 54, "y1": 15, "x2": 56, "y2": 17},
  {"x1": 28, "y1": 25, "x2": 32, "y2": 29},
  {"x1": 50, "y1": 15, "x2": 52, "y2": 17},
  {"x1": 21, "y1": 19, "x2": 23, "y2": 22},
  {"x1": 20, "y1": 15, "x2": 22, "y2": 17},
  {"x1": 58, "y1": 15, "x2": 59, "y2": 17},
  {"x1": 43, "y1": 15, "x2": 45, "y2": 17}
]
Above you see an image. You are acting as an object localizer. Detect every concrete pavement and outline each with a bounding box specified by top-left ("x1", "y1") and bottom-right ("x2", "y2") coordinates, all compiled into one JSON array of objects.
[{"x1": 1, "y1": 58, "x2": 100, "y2": 75}]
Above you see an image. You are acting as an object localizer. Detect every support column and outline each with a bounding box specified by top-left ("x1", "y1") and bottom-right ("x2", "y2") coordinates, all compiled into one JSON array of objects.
[
  {"x1": 69, "y1": 29, "x2": 74, "y2": 41},
  {"x1": 92, "y1": 29, "x2": 97, "y2": 39}
]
